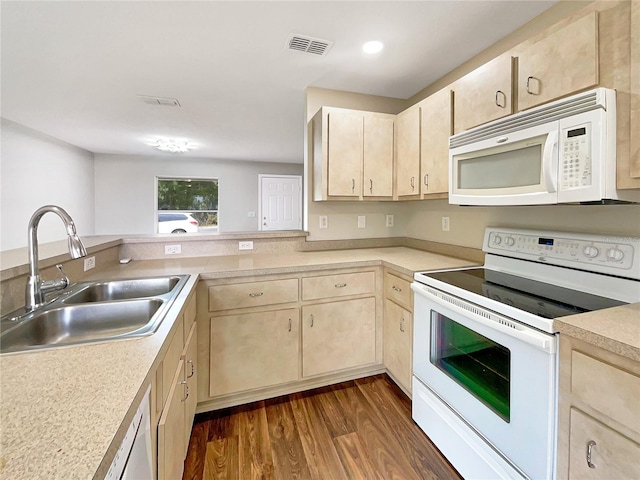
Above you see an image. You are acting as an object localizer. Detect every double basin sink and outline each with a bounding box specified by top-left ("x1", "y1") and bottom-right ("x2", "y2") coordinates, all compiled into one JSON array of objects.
[{"x1": 0, "y1": 275, "x2": 189, "y2": 354}]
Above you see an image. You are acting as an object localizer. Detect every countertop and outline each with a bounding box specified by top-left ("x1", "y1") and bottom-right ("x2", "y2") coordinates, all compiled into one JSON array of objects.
[{"x1": 0, "y1": 246, "x2": 478, "y2": 480}]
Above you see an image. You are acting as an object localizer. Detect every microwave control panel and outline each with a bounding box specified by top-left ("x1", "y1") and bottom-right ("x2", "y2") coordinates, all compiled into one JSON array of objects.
[{"x1": 560, "y1": 123, "x2": 591, "y2": 190}]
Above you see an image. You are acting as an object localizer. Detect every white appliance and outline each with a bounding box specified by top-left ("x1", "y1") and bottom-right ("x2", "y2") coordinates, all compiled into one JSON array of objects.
[
  {"x1": 449, "y1": 88, "x2": 640, "y2": 206},
  {"x1": 412, "y1": 227, "x2": 640, "y2": 479},
  {"x1": 106, "y1": 386, "x2": 153, "y2": 480}
]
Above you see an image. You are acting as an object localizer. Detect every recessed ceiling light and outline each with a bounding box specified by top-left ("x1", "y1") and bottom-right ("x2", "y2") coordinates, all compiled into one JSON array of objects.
[
  {"x1": 363, "y1": 40, "x2": 384, "y2": 54},
  {"x1": 149, "y1": 138, "x2": 194, "y2": 153}
]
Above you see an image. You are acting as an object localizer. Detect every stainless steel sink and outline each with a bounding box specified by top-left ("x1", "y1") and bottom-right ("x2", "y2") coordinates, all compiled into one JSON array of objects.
[
  {"x1": 0, "y1": 274, "x2": 189, "y2": 354},
  {"x1": 63, "y1": 276, "x2": 182, "y2": 304}
]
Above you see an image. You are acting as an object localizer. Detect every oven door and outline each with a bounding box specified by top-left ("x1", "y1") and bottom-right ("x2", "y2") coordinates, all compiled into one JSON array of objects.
[{"x1": 412, "y1": 282, "x2": 557, "y2": 479}]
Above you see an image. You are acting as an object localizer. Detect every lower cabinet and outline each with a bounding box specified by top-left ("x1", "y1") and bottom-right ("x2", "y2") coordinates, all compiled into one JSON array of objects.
[
  {"x1": 155, "y1": 293, "x2": 198, "y2": 480},
  {"x1": 383, "y1": 299, "x2": 412, "y2": 393},
  {"x1": 302, "y1": 297, "x2": 376, "y2": 377},
  {"x1": 209, "y1": 308, "x2": 300, "y2": 396}
]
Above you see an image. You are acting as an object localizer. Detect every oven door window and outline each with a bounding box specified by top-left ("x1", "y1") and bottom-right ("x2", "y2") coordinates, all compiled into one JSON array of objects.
[{"x1": 430, "y1": 311, "x2": 511, "y2": 422}]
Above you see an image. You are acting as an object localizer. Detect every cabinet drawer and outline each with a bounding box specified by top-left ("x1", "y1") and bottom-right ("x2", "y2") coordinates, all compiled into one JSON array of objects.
[
  {"x1": 384, "y1": 272, "x2": 412, "y2": 310},
  {"x1": 208, "y1": 278, "x2": 299, "y2": 311},
  {"x1": 571, "y1": 351, "x2": 640, "y2": 435},
  {"x1": 569, "y1": 408, "x2": 640, "y2": 479},
  {"x1": 302, "y1": 271, "x2": 375, "y2": 301}
]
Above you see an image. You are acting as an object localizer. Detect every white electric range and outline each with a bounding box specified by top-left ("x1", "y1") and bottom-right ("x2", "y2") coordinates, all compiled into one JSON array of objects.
[{"x1": 411, "y1": 227, "x2": 640, "y2": 479}]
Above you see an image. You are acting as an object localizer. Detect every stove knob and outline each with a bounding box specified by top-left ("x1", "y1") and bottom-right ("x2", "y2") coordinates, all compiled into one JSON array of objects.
[
  {"x1": 504, "y1": 236, "x2": 515, "y2": 247},
  {"x1": 607, "y1": 248, "x2": 624, "y2": 261},
  {"x1": 583, "y1": 246, "x2": 600, "y2": 258},
  {"x1": 492, "y1": 234, "x2": 503, "y2": 245}
]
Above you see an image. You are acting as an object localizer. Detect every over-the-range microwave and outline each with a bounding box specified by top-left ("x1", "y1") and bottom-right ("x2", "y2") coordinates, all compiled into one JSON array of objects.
[{"x1": 449, "y1": 87, "x2": 640, "y2": 205}]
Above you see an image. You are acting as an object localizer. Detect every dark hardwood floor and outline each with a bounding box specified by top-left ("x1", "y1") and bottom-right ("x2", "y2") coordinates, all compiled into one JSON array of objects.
[{"x1": 182, "y1": 374, "x2": 461, "y2": 480}]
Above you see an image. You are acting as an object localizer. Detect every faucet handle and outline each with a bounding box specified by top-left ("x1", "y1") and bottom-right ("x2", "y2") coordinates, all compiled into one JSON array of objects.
[{"x1": 55, "y1": 264, "x2": 70, "y2": 289}]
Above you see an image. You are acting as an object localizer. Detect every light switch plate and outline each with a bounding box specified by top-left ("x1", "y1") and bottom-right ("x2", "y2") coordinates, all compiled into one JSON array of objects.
[
  {"x1": 239, "y1": 241, "x2": 254, "y2": 250},
  {"x1": 247, "y1": 211, "x2": 256, "y2": 218},
  {"x1": 357, "y1": 216, "x2": 366, "y2": 228},
  {"x1": 83, "y1": 256, "x2": 96, "y2": 271},
  {"x1": 164, "y1": 244, "x2": 181, "y2": 255}
]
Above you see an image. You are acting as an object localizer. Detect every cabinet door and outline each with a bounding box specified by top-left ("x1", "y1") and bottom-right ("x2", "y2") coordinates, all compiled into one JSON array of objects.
[
  {"x1": 518, "y1": 12, "x2": 598, "y2": 111},
  {"x1": 453, "y1": 54, "x2": 512, "y2": 134},
  {"x1": 363, "y1": 113, "x2": 394, "y2": 197},
  {"x1": 420, "y1": 88, "x2": 452, "y2": 196},
  {"x1": 158, "y1": 359, "x2": 186, "y2": 480},
  {"x1": 395, "y1": 106, "x2": 421, "y2": 197},
  {"x1": 210, "y1": 308, "x2": 299, "y2": 396},
  {"x1": 569, "y1": 408, "x2": 640, "y2": 479},
  {"x1": 383, "y1": 299, "x2": 412, "y2": 393},
  {"x1": 630, "y1": 1, "x2": 640, "y2": 180},
  {"x1": 302, "y1": 297, "x2": 376, "y2": 377},
  {"x1": 327, "y1": 110, "x2": 363, "y2": 197},
  {"x1": 183, "y1": 323, "x2": 198, "y2": 450}
]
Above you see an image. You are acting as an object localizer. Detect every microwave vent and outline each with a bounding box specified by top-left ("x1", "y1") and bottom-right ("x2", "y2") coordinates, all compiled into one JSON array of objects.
[{"x1": 450, "y1": 88, "x2": 608, "y2": 149}]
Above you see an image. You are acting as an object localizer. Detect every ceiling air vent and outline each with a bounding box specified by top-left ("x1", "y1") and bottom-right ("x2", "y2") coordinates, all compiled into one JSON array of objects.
[
  {"x1": 286, "y1": 34, "x2": 333, "y2": 56},
  {"x1": 137, "y1": 95, "x2": 181, "y2": 107}
]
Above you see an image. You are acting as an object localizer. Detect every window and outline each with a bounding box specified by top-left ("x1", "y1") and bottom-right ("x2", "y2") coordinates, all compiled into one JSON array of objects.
[{"x1": 157, "y1": 178, "x2": 218, "y2": 233}]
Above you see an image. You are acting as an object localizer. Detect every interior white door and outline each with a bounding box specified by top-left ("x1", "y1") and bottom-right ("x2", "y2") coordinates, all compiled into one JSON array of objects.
[{"x1": 259, "y1": 175, "x2": 302, "y2": 230}]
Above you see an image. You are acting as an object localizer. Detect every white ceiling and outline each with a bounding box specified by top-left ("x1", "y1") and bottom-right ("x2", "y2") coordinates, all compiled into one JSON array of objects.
[{"x1": 1, "y1": 1, "x2": 556, "y2": 164}]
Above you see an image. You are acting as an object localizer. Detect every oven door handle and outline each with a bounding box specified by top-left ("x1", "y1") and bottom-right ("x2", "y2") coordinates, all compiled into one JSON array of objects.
[{"x1": 412, "y1": 282, "x2": 556, "y2": 354}]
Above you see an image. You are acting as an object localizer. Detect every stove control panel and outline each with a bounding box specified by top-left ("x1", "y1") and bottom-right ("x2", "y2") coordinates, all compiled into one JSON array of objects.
[{"x1": 484, "y1": 228, "x2": 639, "y2": 279}]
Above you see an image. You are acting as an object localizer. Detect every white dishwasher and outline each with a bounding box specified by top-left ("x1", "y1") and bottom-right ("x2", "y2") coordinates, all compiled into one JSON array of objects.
[{"x1": 105, "y1": 385, "x2": 153, "y2": 480}]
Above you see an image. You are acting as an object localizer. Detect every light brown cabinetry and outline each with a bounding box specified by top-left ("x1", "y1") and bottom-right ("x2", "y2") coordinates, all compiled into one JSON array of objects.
[
  {"x1": 311, "y1": 106, "x2": 394, "y2": 201},
  {"x1": 209, "y1": 308, "x2": 299, "y2": 396},
  {"x1": 556, "y1": 336, "x2": 640, "y2": 480},
  {"x1": 453, "y1": 54, "x2": 513, "y2": 134},
  {"x1": 207, "y1": 278, "x2": 298, "y2": 311},
  {"x1": 419, "y1": 87, "x2": 452, "y2": 197},
  {"x1": 156, "y1": 293, "x2": 198, "y2": 480},
  {"x1": 302, "y1": 297, "x2": 376, "y2": 377},
  {"x1": 629, "y1": 1, "x2": 640, "y2": 182},
  {"x1": 517, "y1": 11, "x2": 599, "y2": 111},
  {"x1": 395, "y1": 105, "x2": 421, "y2": 198},
  {"x1": 382, "y1": 270, "x2": 413, "y2": 394}
]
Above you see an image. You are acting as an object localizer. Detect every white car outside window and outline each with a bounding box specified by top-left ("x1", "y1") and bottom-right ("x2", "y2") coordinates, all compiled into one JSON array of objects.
[{"x1": 158, "y1": 213, "x2": 199, "y2": 233}]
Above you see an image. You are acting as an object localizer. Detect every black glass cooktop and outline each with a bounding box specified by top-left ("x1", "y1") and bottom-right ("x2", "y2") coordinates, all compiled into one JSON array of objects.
[{"x1": 423, "y1": 268, "x2": 626, "y2": 319}]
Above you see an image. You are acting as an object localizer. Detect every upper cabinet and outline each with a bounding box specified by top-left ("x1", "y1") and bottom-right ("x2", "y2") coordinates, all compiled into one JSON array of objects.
[
  {"x1": 629, "y1": 1, "x2": 640, "y2": 184},
  {"x1": 311, "y1": 107, "x2": 394, "y2": 201},
  {"x1": 419, "y1": 88, "x2": 452, "y2": 198},
  {"x1": 453, "y1": 54, "x2": 513, "y2": 134},
  {"x1": 395, "y1": 105, "x2": 421, "y2": 198},
  {"x1": 517, "y1": 12, "x2": 599, "y2": 111}
]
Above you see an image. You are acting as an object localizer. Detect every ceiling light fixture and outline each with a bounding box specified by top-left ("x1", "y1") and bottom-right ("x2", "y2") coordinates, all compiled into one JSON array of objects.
[
  {"x1": 362, "y1": 40, "x2": 384, "y2": 54},
  {"x1": 149, "y1": 138, "x2": 194, "y2": 153}
]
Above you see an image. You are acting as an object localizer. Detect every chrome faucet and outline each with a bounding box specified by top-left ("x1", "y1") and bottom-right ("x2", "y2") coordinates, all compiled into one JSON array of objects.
[{"x1": 25, "y1": 205, "x2": 87, "y2": 312}]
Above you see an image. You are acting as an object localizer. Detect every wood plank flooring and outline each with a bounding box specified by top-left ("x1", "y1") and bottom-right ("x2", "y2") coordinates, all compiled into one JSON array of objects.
[{"x1": 182, "y1": 374, "x2": 461, "y2": 480}]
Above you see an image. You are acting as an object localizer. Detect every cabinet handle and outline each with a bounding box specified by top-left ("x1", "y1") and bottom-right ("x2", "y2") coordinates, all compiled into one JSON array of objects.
[
  {"x1": 586, "y1": 440, "x2": 597, "y2": 469},
  {"x1": 526, "y1": 76, "x2": 539, "y2": 95},
  {"x1": 310, "y1": 314, "x2": 314, "y2": 327},
  {"x1": 410, "y1": 176, "x2": 415, "y2": 190},
  {"x1": 495, "y1": 90, "x2": 507, "y2": 108},
  {"x1": 249, "y1": 292, "x2": 264, "y2": 297},
  {"x1": 288, "y1": 318, "x2": 292, "y2": 332},
  {"x1": 370, "y1": 179, "x2": 373, "y2": 193},
  {"x1": 392, "y1": 285, "x2": 402, "y2": 292},
  {"x1": 180, "y1": 381, "x2": 189, "y2": 401},
  {"x1": 352, "y1": 178, "x2": 355, "y2": 193},
  {"x1": 400, "y1": 318, "x2": 405, "y2": 333},
  {"x1": 334, "y1": 283, "x2": 347, "y2": 288},
  {"x1": 423, "y1": 174, "x2": 429, "y2": 187},
  {"x1": 187, "y1": 359, "x2": 195, "y2": 378}
]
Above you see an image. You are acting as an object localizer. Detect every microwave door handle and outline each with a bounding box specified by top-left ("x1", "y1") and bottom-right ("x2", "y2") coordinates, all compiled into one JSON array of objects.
[{"x1": 542, "y1": 130, "x2": 559, "y2": 193}]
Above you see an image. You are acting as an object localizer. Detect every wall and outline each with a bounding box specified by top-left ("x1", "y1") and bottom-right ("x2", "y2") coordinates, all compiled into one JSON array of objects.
[
  {"x1": 304, "y1": 87, "x2": 408, "y2": 241},
  {"x1": 94, "y1": 154, "x2": 303, "y2": 235},
  {"x1": 0, "y1": 119, "x2": 95, "y2": 251}
]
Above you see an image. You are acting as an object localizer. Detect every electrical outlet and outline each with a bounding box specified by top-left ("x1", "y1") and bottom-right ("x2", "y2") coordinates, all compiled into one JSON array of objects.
[
  {"x1": 357, "y1": 216, "x2": 366, "y2": 228},
  {"x1": 239, "y1": 241, "x2": 254, "y2": 250},
  {"x1": 319, "y1": 216, "x2": 328, "y2": 229},
  {"x1": 164, "y1": 244, "x2": 181, "y2": 255},
  {"x1": 247, "y1": 211, "x2": 256, "y2": 218},
  {"x1": 83, "y1": 256, "x2": 96, "y2": 271},
  {"x1": 442, "y1": 216, "x2": 450, "y2": 232},
  {"x1": 386, "y1": 215, "x2": 394, "y2": 227}
]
